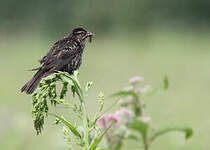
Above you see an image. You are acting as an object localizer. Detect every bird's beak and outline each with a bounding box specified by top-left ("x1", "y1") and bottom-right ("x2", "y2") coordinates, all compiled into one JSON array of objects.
[
  {"x1": 86, "y1": 31, "x2": 94, "y2": 37},
  {"x1": 83, "y1": 31, "x2": 95, "y2": 42}
]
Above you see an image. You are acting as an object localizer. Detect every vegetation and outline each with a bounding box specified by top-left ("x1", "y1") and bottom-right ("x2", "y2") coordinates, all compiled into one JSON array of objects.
[
  {"x1": 1, "y1": 30, "x2": 208, "y2": 150},
  {"x1": 30, "y1": 71, "x2": 192, "y2": 150},
  {"x1": 1, "y1": 0, "x2": 210, "y2": 35}
]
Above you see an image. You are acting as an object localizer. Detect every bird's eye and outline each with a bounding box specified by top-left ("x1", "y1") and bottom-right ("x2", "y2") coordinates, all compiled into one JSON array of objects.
[{"x1": 77, "y1": 31, "x2": 85, "y2": 35}]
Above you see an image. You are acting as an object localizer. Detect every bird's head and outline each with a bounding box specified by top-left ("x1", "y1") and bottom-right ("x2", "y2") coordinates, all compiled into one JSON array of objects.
[{"x1": 72, "y1": 27, "x2": 94, "y2": 43}]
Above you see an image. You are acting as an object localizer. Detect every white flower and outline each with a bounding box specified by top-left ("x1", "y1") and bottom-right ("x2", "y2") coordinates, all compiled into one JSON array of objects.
[
  {"x1": 129, "y1": 76, "x2": 144, "y2": 84},
  {"x1": 115, "y1": 108, "x2": 134, "y2": 124}
]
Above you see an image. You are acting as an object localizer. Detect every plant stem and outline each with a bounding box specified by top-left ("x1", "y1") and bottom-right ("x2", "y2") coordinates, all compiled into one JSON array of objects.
[
  {"x1": 67, "y1": 73, "x2": 90, "y2": 149},
  {"x1": 82, "y1": 101, "x2": 89, "y2": 149},
  {"x1": 75, "y1": 78, "x2": 89, "y2": 149},
  {"x1": 144, "y1": 143, "x2": 148, "y2": 150}
]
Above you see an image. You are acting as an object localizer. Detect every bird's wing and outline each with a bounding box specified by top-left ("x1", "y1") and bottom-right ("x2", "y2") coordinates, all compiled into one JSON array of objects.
[
  {"x1": 41, "y1": 39, "x2": 79, "y2": 76},
  {"x1": 57, "y1": 42, "x2": 79, "y2": 59},
  {"x1": 39, "y1": 36, "x2": 68, "y2": 64}
]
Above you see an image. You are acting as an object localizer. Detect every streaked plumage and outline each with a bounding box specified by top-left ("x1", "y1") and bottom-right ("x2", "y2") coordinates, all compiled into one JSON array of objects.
[{"x1": 21, "y1": 27, "x2": 94, "y2": 94}]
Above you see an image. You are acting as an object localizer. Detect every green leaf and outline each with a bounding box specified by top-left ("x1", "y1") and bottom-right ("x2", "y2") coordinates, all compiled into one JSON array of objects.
[
  {"x1": 129, "y1": 119, "x2": 149, "y2": 143},
  {"x1": 60, "y1": 82, "x2": 68, "y2": 99},
  {"x1": 71, "y1": 85, "x2": 76, "y2": 97},
  {"x1": 163, "y1": 76, "x2": 169, "y2": 90},
  {"x1": 185, "y1": 128, "x2": 193, "y2": 139},
  {"x1": 49, "y1": 113, "x2": 82, "y2": 139},
  {"x1": 56, "y1": 71, "x2": 83, "y2": 103},
  {"x1": 73, "y1": 70, "x2": 79, "y2": 77},
  {"x1": 111, "y1": 90, "x2": 139, "y2": 101},
  {"x1": 89, "y1": 124, "x2": 113, "y2": 150},
  {"x1": 85, "y1": 81, "x2": 93, "y2": 93},
  {"x1": 62, "y1": 127, "x2": 72, "y2": 146},
  {"x1": 142, "y1": 76, "x2": 169, "y2": 98},
  {"x1": 30, "y1": 71, "x2": 85, "y2": 135},
  {"x1": 60, "y1": 75, "x2": 73, "y2": 84},
  {"x1": 150, "y1": 126, "x2": 193, "y2": 142},
  {"x1": 127, "y1": 133, "x2": 141, "y2": 141},
  {"x1": 97, "y1": 92, "x2": 105, "y2": 113},
  {"x1": 115, "y1": 138, "x2": 123, "y2": 150}
]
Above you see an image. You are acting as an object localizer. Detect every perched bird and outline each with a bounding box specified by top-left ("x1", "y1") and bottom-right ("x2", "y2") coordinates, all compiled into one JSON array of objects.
[{"x1": 21, "y1": 27, "x2": 94, "y2": 94}]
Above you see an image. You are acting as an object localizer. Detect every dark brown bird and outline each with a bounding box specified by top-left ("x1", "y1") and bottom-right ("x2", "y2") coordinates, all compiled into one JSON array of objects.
[{"x1": 21, "y1": 27, "x2": 94, "y2": 94}]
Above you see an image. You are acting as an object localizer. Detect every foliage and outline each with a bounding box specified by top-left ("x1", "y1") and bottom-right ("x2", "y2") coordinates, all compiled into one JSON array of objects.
[
  {"x1": 1, "y1": 0, "x2": 210, "y2": 35},
  {"x1": 29, "y1": 72, "x2": 193, "y2": 150},
  {"x1": 31, "y1": 71, "x2": 112, "y2": 150},
  {"x1": 108, "y1": 76, "x2": 193, "y2": 150}
]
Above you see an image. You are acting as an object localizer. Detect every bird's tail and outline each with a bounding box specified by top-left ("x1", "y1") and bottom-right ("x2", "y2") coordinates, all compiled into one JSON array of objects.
[{"x1": 21, "y1": 69, "x2": 44, "y2": 94}]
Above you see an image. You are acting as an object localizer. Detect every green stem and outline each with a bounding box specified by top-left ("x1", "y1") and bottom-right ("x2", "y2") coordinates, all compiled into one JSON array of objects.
[
  {"x1": 144, "y1": 142, "x2": 148, "y2": 150},
  {"x1": 73, "y1": 77, "x2": 89, "y2": 149},
  {"x1": 64, "y1": 72, "x2": 90, "y2": 149},
  {"x1": 150, "y1": 126, "x2": 193, "y2": 142},
  {"x1": 82, "y1": 101, "x2": 89, "y2": 149}
]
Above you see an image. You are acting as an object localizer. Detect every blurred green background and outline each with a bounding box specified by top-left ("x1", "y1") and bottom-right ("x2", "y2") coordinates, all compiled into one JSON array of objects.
[{"x1": 0, "y1": 0, "x2": 210, "y2": 150}]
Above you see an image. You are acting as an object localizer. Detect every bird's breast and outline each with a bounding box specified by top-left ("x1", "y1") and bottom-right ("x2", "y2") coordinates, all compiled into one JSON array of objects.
[{"x1": 70, "y1": 53, "x2": 82, "y2": 70}]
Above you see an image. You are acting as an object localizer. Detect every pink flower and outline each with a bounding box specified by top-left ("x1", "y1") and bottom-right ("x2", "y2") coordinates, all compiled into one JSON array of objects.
[
  {"x1": 129, "y1": 76, "x2": 144, "y2": 85},
  {"x1": 119, "y1": 97, "x2": 135, "y2": 106},
  {"x1": 141, "y1": 116, "x2": 150, "y2": 123},
  {"x1": 135, "y1": 88, "x2": 143, "y2": 94},
  {"x1": 96, "y1": 114, "x2": 120, "y2": 130},
  {"x1": 115, "y1": 108, "x2": 133, "y2": 123}
]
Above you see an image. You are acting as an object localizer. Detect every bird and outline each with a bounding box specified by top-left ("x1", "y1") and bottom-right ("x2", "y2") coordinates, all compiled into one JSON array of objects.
[{"x1": 21, "y1": 27, "x2": 94, "y2": 94}]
